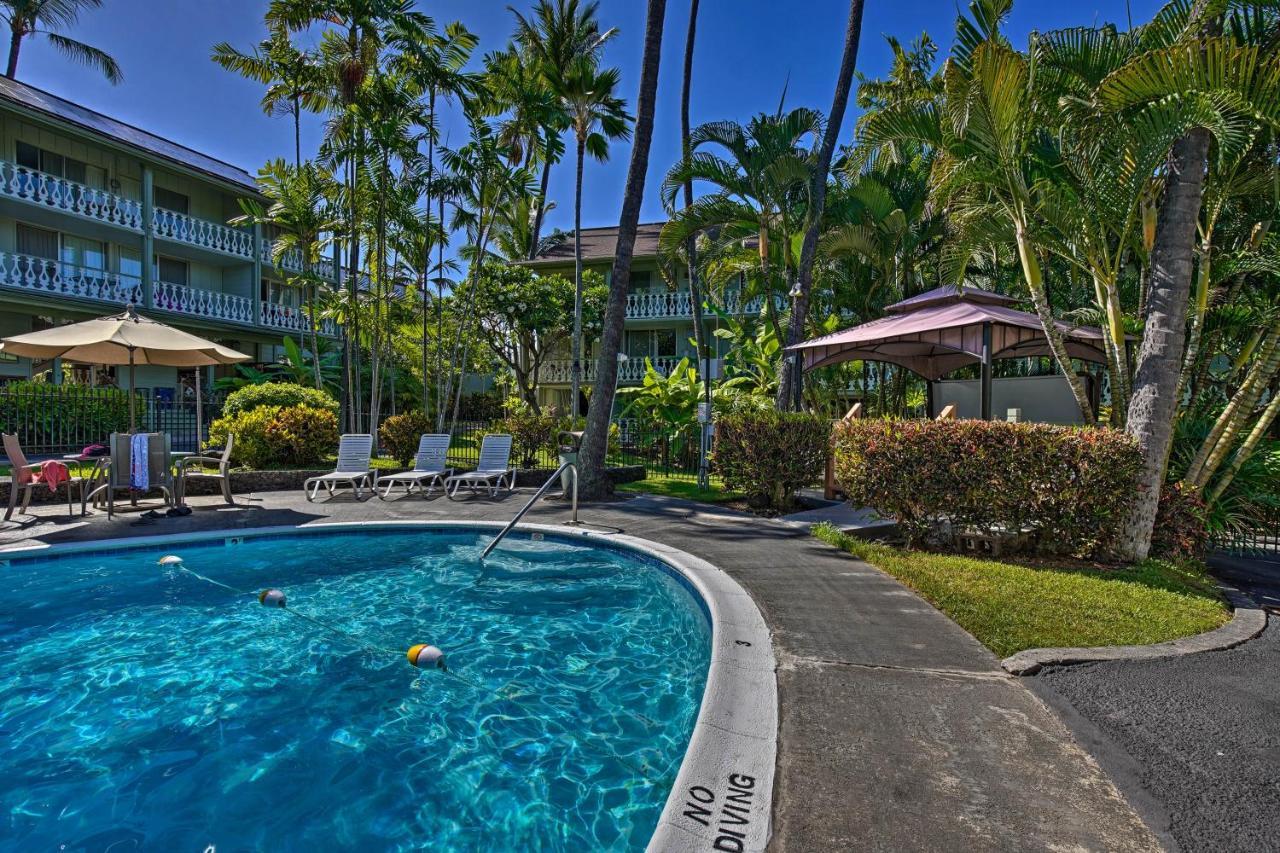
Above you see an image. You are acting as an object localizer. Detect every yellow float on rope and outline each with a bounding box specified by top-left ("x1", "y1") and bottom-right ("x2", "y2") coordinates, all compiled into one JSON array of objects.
[{"x1": 407, "y1": 644, "x2": 446, "y2": 670}]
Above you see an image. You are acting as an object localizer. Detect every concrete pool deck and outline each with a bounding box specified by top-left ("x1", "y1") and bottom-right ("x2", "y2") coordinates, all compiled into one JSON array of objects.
[{"x1": 1, "y1": 489, "x2": 1158, "y2": 851}]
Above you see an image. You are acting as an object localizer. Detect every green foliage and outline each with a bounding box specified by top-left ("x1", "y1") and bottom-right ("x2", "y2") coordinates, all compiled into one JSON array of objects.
[
  {"x1": 207, "y1": 404, "x2": 338, "y2": 469},
  {"x1": 713, "y1": 410, "x2": 829, "y2": 512},
  {"x1": 617, "y1": 357, "x2": 748, "y2": 432},
  {"x1": 0, "y1": 382, "x2": 132, "y2": 447},
  {"x1": 214, "y1": 337, "x2": 341, "y2": 396},
  {"x1": 499, "y1": 399, "x2": 562, "y2": 468},
  {"x1": 1152, "y1": 482, "x2": 1210, "y2": 563},
  {"x1": 207, "y1": 406, "x2": 280, "y2": 469},
  {"x1": 221, "y1": 382, "x2": 339, "y2": 419},
  {"x1": 832, "y1": 419, "x2": 1142, "y2": 559},
  {"x1": 474, "y1": 264, "x2": 607, "y2": 341},
  {"x1": 379, "y1": 411, "x2": 435, "y2": 466},
  {"x1": 812, "y1": 522, "x2": 1229, "y2": 658},
  {"x1": 263, "y1": 405, "x2": 340, "y2": 466}
]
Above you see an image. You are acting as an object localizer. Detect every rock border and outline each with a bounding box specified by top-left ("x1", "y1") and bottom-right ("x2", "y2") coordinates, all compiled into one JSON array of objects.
[
  {"x1": 0, "y1": 519, "x2": 778, "y2": 853},
  {"x1": 1002, "y1": 584, "x2": 1267, "y2": 675}
]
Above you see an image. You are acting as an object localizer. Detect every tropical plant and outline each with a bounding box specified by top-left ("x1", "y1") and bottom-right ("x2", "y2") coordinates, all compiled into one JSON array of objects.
[
  {"x1": 220, "y1": 381, "x2": 339, "y2": 420},
  {"x1": 1, "y1": 0, "x2": 120, "y2": 82},
  {"x1": 714, "y1": 410, "x2": 829, "y2": 512},
  {"x1": 212, "y1": 23, "x2": 327, "y2": 166}
]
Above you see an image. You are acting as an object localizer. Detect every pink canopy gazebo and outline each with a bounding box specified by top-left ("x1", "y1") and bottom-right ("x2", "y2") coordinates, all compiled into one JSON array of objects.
[{"x1": 788, "y1": 285, "x2": 1109, "y2": 419}]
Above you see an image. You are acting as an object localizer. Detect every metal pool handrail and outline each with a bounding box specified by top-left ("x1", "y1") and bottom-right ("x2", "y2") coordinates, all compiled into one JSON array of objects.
[{"x1": 479, "y1": 462, "x2": 579, "y2": 560}]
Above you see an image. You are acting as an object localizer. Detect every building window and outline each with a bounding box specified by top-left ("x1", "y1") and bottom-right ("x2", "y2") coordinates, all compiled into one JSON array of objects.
[
  {"x1": 15, "y1": 141, "x2": 103, "y2": 187},
  {"x1": 61, "y1": 234, "x2": 106, "y2": 272},
  {"x1": 628, "y1": 270, "x2": 653, "y2": 293},
  {"x1": 154, "y1": 186, "x2": 190, "y2": 214},
  {"x1": 118, "y1": 248, "x2": 142, "y2": 282},
  {"x1": 156, "y1": 256, "x2": 188, "y2": 286},
  {"x1": 16, "y1": 223, "x2": 58, "y2": 260},
  {"x1": 624, "y1": 329, "x2": 677, "y2": 360},
  {"x1": 655, "y1": 329, "x2": 677, "y2": 358}
]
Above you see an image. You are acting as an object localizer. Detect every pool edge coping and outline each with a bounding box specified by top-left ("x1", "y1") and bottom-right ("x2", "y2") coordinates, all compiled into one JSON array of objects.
[{"x1": 0, "y1": 520, "x2": 779, "y2": 853}]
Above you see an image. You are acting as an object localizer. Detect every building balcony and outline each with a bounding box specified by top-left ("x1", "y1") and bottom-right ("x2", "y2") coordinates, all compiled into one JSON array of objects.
[
  {"x1": 0, "y1": 160, "x2": 143, "y2": 230},
  {"x1": 153, "y1": 206, "x2": 254, "y2": 260},
  {"x1": 538, "y1": 355, "x2": 719, "y2": 385},
  {"x1": 0, "y1": 250, "x2": 338, "y2": 337},
  {"x1": 624, "y1": 290, "x2": 785, "y2": 321},
  {"x1": 260, "y1": 239, "x2": 338, "y2": 281}
]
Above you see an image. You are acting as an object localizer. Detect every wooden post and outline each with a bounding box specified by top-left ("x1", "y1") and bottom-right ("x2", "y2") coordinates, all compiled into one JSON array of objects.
[{"x1": 825, "y1": 402, "x2": 862, "y2": 500}]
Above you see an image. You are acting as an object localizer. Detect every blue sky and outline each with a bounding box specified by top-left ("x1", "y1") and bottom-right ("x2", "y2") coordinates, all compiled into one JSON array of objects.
[{"x1": 13, "y1": 0, "x2": 1165, "y2": 239}]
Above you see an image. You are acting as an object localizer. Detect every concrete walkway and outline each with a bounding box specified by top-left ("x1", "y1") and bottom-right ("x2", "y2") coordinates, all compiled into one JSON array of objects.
[{"x1": 1, "y1": 490, "x2": 1158, "y2": 851}]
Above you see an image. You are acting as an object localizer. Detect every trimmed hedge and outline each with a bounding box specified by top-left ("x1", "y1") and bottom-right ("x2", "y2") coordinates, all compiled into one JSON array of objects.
[
  {"x1": 379, "y1": 411, "x2": 434, "y2": 466},
  {"x1": 832, "y1": 419, "x2": 1141, "y2": 558},
  {"x1": 221, "y1": 383, "x2": 339, "y2": 419},
  {"x1": 207, "y1": 404, "x2": 337, "y2": 469},
  {"x1": 713, "y1": 410, "x2": 829, "y2": 512}
]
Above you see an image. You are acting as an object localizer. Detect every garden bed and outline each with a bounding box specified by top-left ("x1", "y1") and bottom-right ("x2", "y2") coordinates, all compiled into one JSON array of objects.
[{"x1": 812, "y1": 522, "x2": 1231, "y2": 658}]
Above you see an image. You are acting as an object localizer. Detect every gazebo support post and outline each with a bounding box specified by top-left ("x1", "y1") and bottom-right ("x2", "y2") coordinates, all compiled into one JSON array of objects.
[
  {"x1": 925, "y1": 379, "x2": 934, "y2": 419},
  {"x1": 980, "y1": 322, "x2": 993, "y2": 421}
]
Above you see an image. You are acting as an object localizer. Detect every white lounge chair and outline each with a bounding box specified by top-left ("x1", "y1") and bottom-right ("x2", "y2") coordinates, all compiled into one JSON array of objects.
[
  {"x1": 445, "y1": 433, "x2": 515, "y2": 499},
  {"x1": 304, "y1": 434, "x2": 374, "y2": 502},
  {"x1": 376, "y1": 434, "x2": 452, "y2": 500}
]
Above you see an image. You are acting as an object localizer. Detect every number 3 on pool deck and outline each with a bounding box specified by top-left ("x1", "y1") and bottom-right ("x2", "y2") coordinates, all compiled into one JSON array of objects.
[{"x1": 735, "y1": 639, "x2": 751, "y2": 647}]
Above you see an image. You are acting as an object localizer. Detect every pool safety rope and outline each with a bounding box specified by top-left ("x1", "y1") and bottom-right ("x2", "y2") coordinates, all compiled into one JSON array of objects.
[{"x1": 156, "y1": 554, "x2": 662, "y2": 780}]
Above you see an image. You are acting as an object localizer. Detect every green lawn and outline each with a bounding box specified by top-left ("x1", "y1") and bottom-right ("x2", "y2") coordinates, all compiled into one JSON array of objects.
[
  {"x1": 812, "y1": 522, "x2": 1231, "y2": 658},
  {"x1": 614, "y1": 474, "x2": 742, "y2": 503}
]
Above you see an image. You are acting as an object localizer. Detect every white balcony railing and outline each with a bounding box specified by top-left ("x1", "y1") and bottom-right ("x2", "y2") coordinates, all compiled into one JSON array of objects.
[
  {"x1": 0, "y1": 160, "x2": 143, "y2": 230},
  {"x1": 260, "y1": 239, "x2": 338, "y2": 281},
  {"x1": 261, "y1": 302, "x2": 338, "y2": 337},
  {"x1": 152, "y1": 279, "x2": 255, "y2": 326},
  {"x1": 539, "y1": 355, "x2": 709, "y2": 385},
  {"x1": 153, "y1": 207, "x2": 254, "y2": 259},
  {"x1": 0, "y1": 251, "x2": 141, "y2": 305},
  {"x1": 624, "y1": 289, "x2": 786, "y2": 320}
]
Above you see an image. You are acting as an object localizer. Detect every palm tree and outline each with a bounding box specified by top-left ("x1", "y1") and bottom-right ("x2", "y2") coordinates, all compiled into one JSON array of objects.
[
  {"x1": 1, "y1": 0, "x2": 120, "y2": 83},
  {"x1": 777, "y1": 0, "x2": 867, "y2": 411},
  {"x1": 679, "y1": 0, "x2": 714, "y2": 487},
  {"x1": 578, "y1": 0, "x2": 667, "y2": 500},
  {"x1": 231, "y1": 159, "x2": 340, "y2": 389},
  {"x1": 212, "y1": 23, "x2": 327, "y2": 167},
  {"x1": 560, "y1": 59, "x2": 630, "y2": 423},
  {"x1": 511, "y1": 0, "x2": 618, "y2": 257},
  {"x1": 860, "y1": 1, "x2": 1098, "y2": 422},
  {"x1": 661, "y1": 108, "x2": 822, "y2": 346}
]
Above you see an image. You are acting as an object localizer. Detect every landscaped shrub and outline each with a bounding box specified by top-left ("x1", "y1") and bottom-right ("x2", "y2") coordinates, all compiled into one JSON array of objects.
[
  {"x1": 458, "y1": 391, "x2": 504, "y2": 420},
  {"x1": 380, "y1": 411, "x2": 434, "y2": 465},
  {"x1": 1151, "y1": 482, "x2": 1209, "y2": 562},
  {"x1": 500, "y1": 400, "x2": 562, "y2": 468},
  {"x1": 207, "y1": 404, "x2": 337, "y2": 469},
  {"x1": 713, "y1": 410, "x2": 829, "y2": 512},
  {"x1": 221, "y1": 382, "x2": 338, "y2": 419},
  {"x1": 832, "y1": 419, "x2": 1142, "y2": 558},
  {"x1": 207, "y1": 406, "x2": 280, "y2": 468},
  {"x1": 263, "y1": 405, "x2": 339, "y2": 467}
]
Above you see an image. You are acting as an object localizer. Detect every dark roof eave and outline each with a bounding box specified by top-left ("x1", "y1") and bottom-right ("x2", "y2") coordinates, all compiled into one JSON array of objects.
[{"x1": 0, "y1": 78, "x2": 262, "y2": 197}]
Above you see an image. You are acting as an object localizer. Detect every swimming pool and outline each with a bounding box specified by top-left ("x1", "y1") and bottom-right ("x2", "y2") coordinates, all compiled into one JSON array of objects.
[{"x1": 0, "y1": 526, "x2": 715, "y2": 851}]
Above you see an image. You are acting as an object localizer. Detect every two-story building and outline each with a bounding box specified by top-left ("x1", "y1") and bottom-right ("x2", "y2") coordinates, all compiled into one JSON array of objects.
[
  {"x1": 518, "y1": 222, "x2": 776, "y2": 413},
  {"x1": 0, "y1": 76, "x2": 344, "y2": 397}
]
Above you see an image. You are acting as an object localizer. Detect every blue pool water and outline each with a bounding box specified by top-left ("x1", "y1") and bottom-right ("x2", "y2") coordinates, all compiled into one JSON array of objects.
[{"x1": 0, "y1": 528, "x2": 711, "y2": 851}]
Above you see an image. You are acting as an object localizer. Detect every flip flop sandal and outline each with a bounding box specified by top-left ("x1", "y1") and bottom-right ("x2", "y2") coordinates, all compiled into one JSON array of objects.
[
  {"x1": 141, "y1": 510, "x2": 164, "y2": 520},
  {"x1": 166, "y1": 506, "x2": 193, "y2": 517}
]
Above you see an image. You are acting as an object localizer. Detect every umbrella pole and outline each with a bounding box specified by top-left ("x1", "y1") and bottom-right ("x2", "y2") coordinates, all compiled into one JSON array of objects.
[
  {"x1": 195, "y1": 368, "x2": 203, "y2": 450},
  {"x1": 128, "y1": 348, "x2": 136, "y2": 433}
]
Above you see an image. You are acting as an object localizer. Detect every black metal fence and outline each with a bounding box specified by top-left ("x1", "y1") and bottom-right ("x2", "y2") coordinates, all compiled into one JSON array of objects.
[
  {"x1": 0, "y1": 384, "x2": 220, "y2": 456},
  {"x1": 1211, "y1": 526, "x2": 1280, "y2": 558},
  {"x1": 0, "y1": 384, "x2": 707, "y2": 481}
]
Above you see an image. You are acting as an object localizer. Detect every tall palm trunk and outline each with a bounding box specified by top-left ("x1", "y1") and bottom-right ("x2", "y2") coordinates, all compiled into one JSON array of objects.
[
  {"x1": 1120, "y1": 126, "x2": 1212, "y2": 561},
  {"x1": 292, "y1": 93, "x2": 302, "y2": 168},
  {"x1": 571, "y1": 135, "x2": 586, "y2": 425},
  {"x1": 5, "y1": 27, "x2": 23, "y2": 79},
  {"x1": 776, "y1": 0, "x2": 867, "y2": 410},
  {"x1": 1017, "y1": 226, "x2": 1096, "y2": 422},
  {"x1": 434, "y1": 194, "x2": 448, "y2": 432},
  {"x1": 529, "y1": 152, "x2": 553, "y2": 260},
  {"x1": 423, "y1": 87, "x2": 437, "y2": 415},
  {"x1": 578, "y1": 0, "x2": 668, "y2": 500},
  {"x1": 680, "y1": 0, "x2": 710, "y2": 486}
]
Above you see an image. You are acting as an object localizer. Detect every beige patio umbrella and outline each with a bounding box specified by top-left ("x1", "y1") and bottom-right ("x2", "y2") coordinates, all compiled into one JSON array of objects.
[{"x1": 0, "y1": 305, "x2": 251, "y2": 434}]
